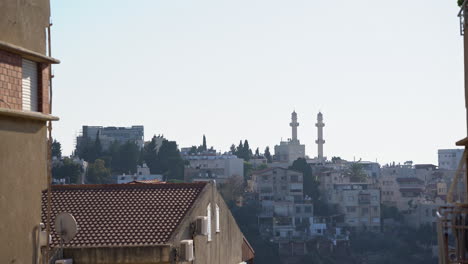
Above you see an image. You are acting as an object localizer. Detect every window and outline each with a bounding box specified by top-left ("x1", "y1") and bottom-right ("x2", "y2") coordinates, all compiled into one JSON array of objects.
[
  {"x1": 216, "y1": 204, "x2": 220, "y2": 233},
  {"x1": 346, "y1": 206, "x2": 356, "y2": 213},
  {"x1": 305, "y1": 206, "x2": 312, "y2": 213},
  {"x1": 207, "y1": 203, "x2": 212, "y2": 241},
  {"x1": 296, "y1": 206, "x2": 302, "y2": 213},
  {"x1": 291, "y1": 175, "x2": 298, "y2": 182},
  {"x1": 22, "y1": 59, "x2": 38, "y2": 111}
]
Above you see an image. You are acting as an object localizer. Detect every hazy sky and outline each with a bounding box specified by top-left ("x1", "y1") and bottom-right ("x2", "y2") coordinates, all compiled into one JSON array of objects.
[{"x1": 51, "y1": 0, "x2": 465, "y2": 165}]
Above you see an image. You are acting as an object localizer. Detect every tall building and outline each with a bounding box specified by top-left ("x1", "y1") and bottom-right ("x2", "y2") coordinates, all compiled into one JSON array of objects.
[
  {"x1": 274, "y1": 111, "x2": 306, "y2": 164},
  {"x1": 438, "y1": 149, "x2": 464, "y2": 170},
  {"x1": 0, "y1": 1, "x2": 60, "y2": 263},
  {"x1": 76, "y1": 125, "x2": 145, "y2": 151},
  {"x1": 315, "y1": 112, "x2": 325, "y2": 161}
]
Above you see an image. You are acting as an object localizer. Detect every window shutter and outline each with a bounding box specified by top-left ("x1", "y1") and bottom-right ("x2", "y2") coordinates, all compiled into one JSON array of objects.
[
  {"x1": 216, "y1": 204, "x2": 220, "y2": 233},
  {"x1": 22, "y1": 59, "x2": 38, "y2": 111},
  {"x1": 207, "y1": 203, "x2": 212, "y2": 241}
]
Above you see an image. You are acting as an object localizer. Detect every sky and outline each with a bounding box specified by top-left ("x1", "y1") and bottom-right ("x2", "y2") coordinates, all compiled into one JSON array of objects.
[{"x1": 51, "y1": 0, "x2": 465, "y2": 165}]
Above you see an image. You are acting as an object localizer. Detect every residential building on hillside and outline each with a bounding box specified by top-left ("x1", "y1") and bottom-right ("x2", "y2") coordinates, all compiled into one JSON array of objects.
[
  {"x1": 0, "y1": 1, "x2": 60, "y2": 263},
  {"x1": 274, "y1": 111, "x2": 306, "y2": 164},
  {"x1": 41, "y1": 182, "x2": 254, "y2": 264},
  {"x1": 357, "y1": 161, "x2": 381, "y2": 178},
  {"x1": 405, "y1": 198, "x2": 447, "y2": 231},
  {"x1": 327, "y1": 183, "x2": 381, "y2": 232},
  {"x1": 184, "y1": 153, "x2": 244, "y2": 183},
  {"x1": 76, "y1": 125, "x2": 144, "y2": 151},
  {"x1": 396, "y1": 177, "x2": 425, "y2": 211},
  {"x1": 252, "y1": 167, "x2": 314, "y2": 255},
  {"x1": 438, "y1": 149, "x2": 464, "y2": 170}
]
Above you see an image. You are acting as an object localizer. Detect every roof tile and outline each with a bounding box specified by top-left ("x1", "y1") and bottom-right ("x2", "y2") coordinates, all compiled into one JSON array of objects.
[{"x1": 41, "y1": 183, "x2": 206, "y2": 248}]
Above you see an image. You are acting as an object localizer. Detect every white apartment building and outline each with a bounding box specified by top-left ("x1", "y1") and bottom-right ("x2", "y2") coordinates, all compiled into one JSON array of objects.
[
  {"x1": 184, "y1": 153, "x2": 244, "y2": 183},
  {"x1": 438, "y1": 149, "x2": 464, "y2": 170}
]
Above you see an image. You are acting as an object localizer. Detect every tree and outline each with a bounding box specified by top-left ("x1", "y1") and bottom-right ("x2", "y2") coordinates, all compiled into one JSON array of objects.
[
  {"x1": 52, "y1": 157, "x2": 81, "y2": 184},
  {"x1": 347, "y1": 163, "x2": 368, "y2": 182},
  {"x1": 156, "y1": 140, "x2": 185, "y2": 181},
  {"x1": 219, "y1": 175, "x2": 245, "y2": 205},
  {"x1": 255, "y1": 147, "x2": 260, "y2": 157},
  {"x1": 264, "y1": 146, "x2": 272, "y2": 163},
  {"x1": 113, "y1": 141, "x2": 140, "y2": 174},
  {"x1": 230, "y1": 144, "x2": 236, "y2": 154},
  {"x1": 202, "y1": 135, "x2": 207, "y2": 151},
  {"x1": 143, "y1": 136, "x2": 159, "y2": 173},
  {"x1": 51, "y1": 139, "x2": 62, "y2": 159},
  {"x1": 243, "y1": 140, "x2": 252, "y2": 161},
  {"x1": 290, "y1": 158, "x2": 320, "y2": 202},
  {"x1": 87, "y1": 159, "x2": 112, "y2": 184},
  {"x1": 331, "y1": 156, "x2": 342, "y2": 163}
]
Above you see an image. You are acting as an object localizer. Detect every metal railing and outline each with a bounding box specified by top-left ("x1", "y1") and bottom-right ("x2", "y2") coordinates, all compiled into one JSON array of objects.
[
  {"x1": 437, "y1": 205, "x2": 468, "y2": 263},
  {"x1": 459, "y1": 0, "x2": 468, "y2": 35}
]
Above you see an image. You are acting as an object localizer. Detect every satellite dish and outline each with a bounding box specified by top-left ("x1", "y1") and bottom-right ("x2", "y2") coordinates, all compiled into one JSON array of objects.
[{"x1": 54, "y1": 212, "x2": 78, "y2": 244}]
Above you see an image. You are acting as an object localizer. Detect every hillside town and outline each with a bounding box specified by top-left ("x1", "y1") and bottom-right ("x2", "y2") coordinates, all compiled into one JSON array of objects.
[
  {"x1": 47, "y1": 111, "x2": 458, "y2": 263},
  {"x1": 2, "y1": 0, "x2": 468, "y2": 264}
]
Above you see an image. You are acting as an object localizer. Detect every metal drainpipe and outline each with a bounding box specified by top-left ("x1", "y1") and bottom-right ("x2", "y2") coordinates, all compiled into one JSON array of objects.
[{"x1": 45, "y1": 21, "x2": 53, "y2": 264}]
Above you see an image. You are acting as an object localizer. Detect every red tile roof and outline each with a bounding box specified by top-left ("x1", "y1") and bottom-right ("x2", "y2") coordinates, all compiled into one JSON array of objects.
[{"x1": 41, "y1": 183, "x2": 207, "y2": 248}]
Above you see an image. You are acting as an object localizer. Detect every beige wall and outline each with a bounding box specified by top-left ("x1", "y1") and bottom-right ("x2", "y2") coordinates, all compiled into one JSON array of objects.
[
  {"x1": 0, "y1": 0, "x2": 50, "y2": 54},
  {"x1": 170, "y1": 183, "x2": 245, "y2": 264},
  {"x1": 0, "y1": 115, "x2": 48, "y2": 264},
  {"x1": 64, "y1": 246, "x2": 172, "y2": 264}
]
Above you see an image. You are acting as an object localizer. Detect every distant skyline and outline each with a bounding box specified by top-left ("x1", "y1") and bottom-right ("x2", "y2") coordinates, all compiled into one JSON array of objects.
[{"x1": 51, "y1": 0, "x2": 465, "y2": 165}]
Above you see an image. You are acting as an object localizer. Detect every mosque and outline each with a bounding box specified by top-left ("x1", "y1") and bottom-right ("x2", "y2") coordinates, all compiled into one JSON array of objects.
[{"x1": 273, "y1": 111, "x2": 325, "y2": 164}]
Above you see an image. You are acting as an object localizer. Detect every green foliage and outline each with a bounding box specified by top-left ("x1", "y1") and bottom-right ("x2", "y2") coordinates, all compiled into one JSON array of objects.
[
  {"x1": 155, "y1": 140, "x2": 185, "y2": 181},
  {"x1": 87, "y1": 159, "x2": 112, "y2": 184},
  {"x1": 231, "y1": 139, "x2": 253, "y2": 161},
  {"x1": 230, "y1": 202, "x2": 282, "y2": 264},
  {"x1": 264, "y1": 146, "x2": 272, "y2": 163},
  {"x1": 381, "y1": 204, "x2": 403, "y2": 222},
  {"x1": 143, "y1": 136, "x2": 159, "y2": 173},
  {"x1": 290, "y1": 158, "x2": 320, "y2": 201},
  {"x1": 52, "y1": 157, "x2": 81, "y2": 184},
  {"x1": 111, "y1": 141, "x2": 140, "y2": 174},
  {"x1": 202, "y1": 135, "x2": 207, "y2": 151},
  {"x1": 349, "y1": 229, "x2": 437, "y2": 264},
  {"x1": 459, "y1": 0, "x2": 464, "y2": 7},
  {"x1": 331, "y1": 156, "x2": 342, "y2": 163},
  {"x1": 51, "y1": 139, "x2": 62, "y2": 158},
  {"x1": 347, "y1": 163, "x2": 368, "y2": 182}
]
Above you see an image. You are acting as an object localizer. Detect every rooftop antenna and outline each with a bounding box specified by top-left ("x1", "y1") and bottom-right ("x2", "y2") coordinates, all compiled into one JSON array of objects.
[{"x1": 54, "y1": 212, "x2": 78, "y2": 259}]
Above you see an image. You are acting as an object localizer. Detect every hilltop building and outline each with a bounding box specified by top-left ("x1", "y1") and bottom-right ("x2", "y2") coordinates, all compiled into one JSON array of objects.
[
  {"x1": 438, "y1": 149, "x2": 464, "y2": 170},
  {"x1": 76, "y1": 125, "x2": 144, "y2": 151},
  {"x1": 183, "y1": 152, "x2": 244, "y2": 183},
  {"x1": 41, "y1": 182, "x2": 254, "y2": 264},
  {"x1": 0, "y1": 1, "x2": 60, "y2": 263},
  {"x1": 274, "y1": 111, "x2": 306, "y2": 164}
]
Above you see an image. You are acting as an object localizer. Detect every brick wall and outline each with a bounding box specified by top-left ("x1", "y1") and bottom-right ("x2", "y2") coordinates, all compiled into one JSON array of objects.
[
  {"x1": 0, "y1": 49, "x2": 51, "y2": 114},
  {"x1": 0, "y1": 49, "x2": 22, "y2": 110},
  {"x1": 39, "y1": 63, "x2": 50, "y2": 114}
]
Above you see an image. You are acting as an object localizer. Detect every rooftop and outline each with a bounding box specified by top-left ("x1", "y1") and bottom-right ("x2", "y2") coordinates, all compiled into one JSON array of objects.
[{"x1": 41, "y1": 182, "x2": 207, "y2": 248}]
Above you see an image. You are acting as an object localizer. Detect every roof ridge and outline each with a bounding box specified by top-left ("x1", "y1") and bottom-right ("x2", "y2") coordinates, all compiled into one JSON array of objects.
[{"x1": 47, "y1": 182, "x2": 207, "y2": 192}]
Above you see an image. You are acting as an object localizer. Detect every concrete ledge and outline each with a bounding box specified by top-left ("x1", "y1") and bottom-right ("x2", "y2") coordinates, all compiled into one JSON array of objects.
[
  {"x1": 0, "y1": 40, "x2": 60, "y2": 64},
  {"x1": 0, "y1": 108, "x2": 59, "y2": 121}
]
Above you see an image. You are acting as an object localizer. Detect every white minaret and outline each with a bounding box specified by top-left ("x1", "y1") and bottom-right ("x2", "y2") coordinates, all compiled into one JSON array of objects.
[
  {"x1": 315, "y1": 112, "x2": 325, "y2": 160},
  {"x1": 290, "y1": 111, "x2": 299, "y2": 142}
]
